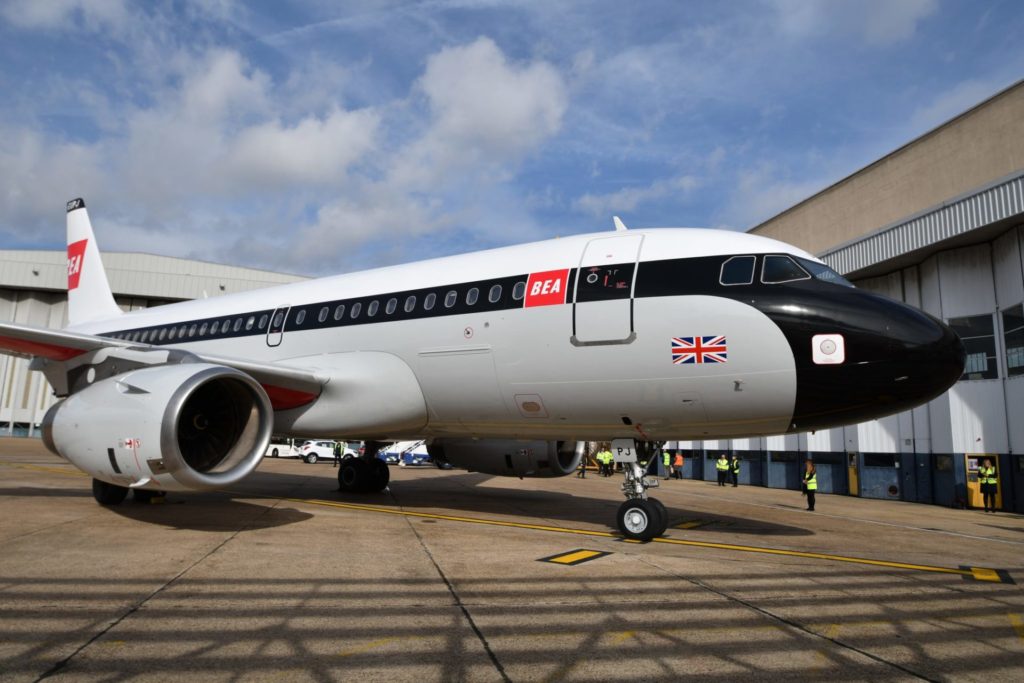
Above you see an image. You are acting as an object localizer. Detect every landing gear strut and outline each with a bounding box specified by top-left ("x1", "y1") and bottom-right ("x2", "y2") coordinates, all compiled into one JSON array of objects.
[
  {"x1": 613, "y1": 441, "x2": 669, "y2": 541},
  {"x1": 337, "y1": 440, "x2": 391, "y2": 493}
]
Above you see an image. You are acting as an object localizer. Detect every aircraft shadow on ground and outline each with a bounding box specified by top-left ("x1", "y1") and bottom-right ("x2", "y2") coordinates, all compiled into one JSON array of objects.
[
  {"x1": 0, "y1": 568, "x2": 1019, "y2": 682},
  {"x1": 106, "y1": 497, "x2": 315, "y2": 532},
  {"x1": 230, "y1": 468, "x2": 812, "y2": 538},
  {"x1": 0, "y1": 486, "x2": 93, "y2": 498}
]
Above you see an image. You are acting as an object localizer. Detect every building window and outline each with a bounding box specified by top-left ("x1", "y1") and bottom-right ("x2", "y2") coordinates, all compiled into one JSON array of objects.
[
  {"x1": 864, "y1": 453, "x2": 896, "y2": 467},
  {"x1": 949, "y1": 314, "x2": 998, "y2": 380},
  {"x1": 1002, "y1": 304, "x2": 1024, "y2": 377}
]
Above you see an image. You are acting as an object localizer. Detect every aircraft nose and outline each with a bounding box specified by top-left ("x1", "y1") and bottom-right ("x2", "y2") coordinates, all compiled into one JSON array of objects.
[{"x1": 884, "y1": 309, "x2": 965, "y2": 404}]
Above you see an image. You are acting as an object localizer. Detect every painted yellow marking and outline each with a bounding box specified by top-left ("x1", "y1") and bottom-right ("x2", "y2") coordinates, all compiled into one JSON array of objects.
[
  {"x1": 675, "y1": 519, "x2": 709, "y2": 529},
  {"x1": 1008, "y1": 614, "x2": 1024, "y2": 643},
  {"x1": 338, "y1": 637, "x2": 399, "y2": 657},
  {"x1": 610, "y1": 630, "x2": 635, "y2": 643},
  {"x1": 245, "y1": 494, "x2": 1011, "y2": 581},
  {"x1": 822, "y1": 623, "x2": 840, "y2": 639},
  {"x1": 541, "y1": 549, "x2": 610, "y2": 565},
  {"x1": 970, "y1": 567, "x2": 1002, "y2": 582}
]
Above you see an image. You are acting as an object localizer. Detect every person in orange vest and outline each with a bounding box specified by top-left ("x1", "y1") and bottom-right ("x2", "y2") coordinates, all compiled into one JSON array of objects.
[
  {"x1": 672, "y1": 451, "x2": 684, "y2": 479},
  {"x1": 979, "y1": 458, "x2": 998, "y2": 513}
]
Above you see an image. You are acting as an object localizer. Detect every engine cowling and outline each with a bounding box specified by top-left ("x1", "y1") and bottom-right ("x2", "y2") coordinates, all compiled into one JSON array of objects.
[
  {"x1": 427, "y1": 439, "x2": 583, "y2": 478},
  {"x1": 41, "y1": 363, "x2": 273, "y2": 492}
]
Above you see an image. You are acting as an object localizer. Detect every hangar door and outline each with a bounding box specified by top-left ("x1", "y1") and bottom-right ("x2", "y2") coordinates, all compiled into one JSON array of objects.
[{"x1": 572, "y1": 234, "x2": 643, "y2": 345}]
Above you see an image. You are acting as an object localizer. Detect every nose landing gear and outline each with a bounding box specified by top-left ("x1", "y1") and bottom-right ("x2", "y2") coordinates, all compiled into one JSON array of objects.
[{"x1": 614, "y1": 441, "x2": 669, "y2": 542}]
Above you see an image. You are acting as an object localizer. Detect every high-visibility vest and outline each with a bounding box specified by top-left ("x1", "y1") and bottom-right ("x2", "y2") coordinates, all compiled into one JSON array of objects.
[
  {"x1": 804, "y1": 470, "x2": 817, "y2": 491},
  {"x1": 980, "y1": 466, "x2": 998, "y2": 485},
  {"x1": 716, "y1": 458, "x2": 729, "y2": 471},
  {"x1": 673, "y1": 453, "x2": 684, "y2": 467},
  {"x1": 663, "y1": 452, "x2": 671, "y2": 466},
  {"x1": 731, "y1": 459, "x2": 740, "y2": 474}
]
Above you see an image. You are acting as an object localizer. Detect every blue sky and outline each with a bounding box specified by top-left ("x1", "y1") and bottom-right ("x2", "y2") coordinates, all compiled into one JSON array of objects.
[{"x1": 1, "y1": 0, "x2": 1022, "y2": 275}]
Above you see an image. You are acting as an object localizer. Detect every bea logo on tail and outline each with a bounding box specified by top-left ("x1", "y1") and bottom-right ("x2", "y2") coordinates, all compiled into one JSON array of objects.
[{"x1": 67, "y1": 239, "x2": 88, "y2": 291}]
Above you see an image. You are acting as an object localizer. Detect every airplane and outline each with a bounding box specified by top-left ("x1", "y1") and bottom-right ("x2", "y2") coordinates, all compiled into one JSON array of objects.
[{"x1": 0, "y1": 198, "x2": 964, "y2": 541}]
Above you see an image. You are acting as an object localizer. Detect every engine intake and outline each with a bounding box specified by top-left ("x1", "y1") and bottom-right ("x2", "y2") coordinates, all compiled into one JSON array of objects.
[{"x1": 42, "y1": 363, "x2": 273, "y2": 491}]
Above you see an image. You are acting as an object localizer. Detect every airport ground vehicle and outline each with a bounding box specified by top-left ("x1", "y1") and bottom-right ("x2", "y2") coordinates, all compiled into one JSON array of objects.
[
  {"x1": 299, "y1": 440, "x2": 358, "y2": 464},
  {"x1": 380, "y1": 441, "x2": 431, "y2": 466},
  {"x1": 265, "y1": 437, "x2": 297, "y2": 458}
]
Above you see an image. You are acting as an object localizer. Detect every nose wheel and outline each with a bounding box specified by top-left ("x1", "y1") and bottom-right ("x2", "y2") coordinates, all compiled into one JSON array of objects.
[{"x1": 615, "y1": 457, "x2": 669, "y2": 541}]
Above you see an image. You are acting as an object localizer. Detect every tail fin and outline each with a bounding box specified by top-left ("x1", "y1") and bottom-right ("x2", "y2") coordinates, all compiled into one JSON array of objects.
[{"x1": 66, "y1": 198, "x2": 121, "y2": 326}]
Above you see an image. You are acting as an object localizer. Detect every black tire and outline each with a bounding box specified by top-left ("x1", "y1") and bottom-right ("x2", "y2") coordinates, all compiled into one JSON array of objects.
[
  {"x1": 648, "y1": 497, "x2": 669, "y2": 537},
  {"x1": 338, "y1": 458, "x2": 365, "y2": 491},
  {"x1": 271, "y1": 448, "x2": 279, "y2": 457},
  {"x1": 92, "y1": 479, "x2": 129, "y2": 506},
  {"x1": 367, "y1": 458, "x2": 390, "y2": 492},
  {"x1": 306, "y1": 453, "x2": 318, "y2": 464},
  {"x1": 616, "y1": 499, "x2": 660, "y2": 542}
]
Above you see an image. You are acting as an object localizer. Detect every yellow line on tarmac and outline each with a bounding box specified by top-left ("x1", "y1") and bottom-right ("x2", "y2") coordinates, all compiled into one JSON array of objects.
[{"x1": 280, "y1": 496, "x2": 1001, "y2": 580}]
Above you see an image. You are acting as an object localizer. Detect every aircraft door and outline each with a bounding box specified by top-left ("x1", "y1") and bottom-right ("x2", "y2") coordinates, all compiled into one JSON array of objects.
[
  {"x1": 572, "y1": 234, "x2": 644, "y2": 345},
  {"x1": 266, "y1": 306, "x2": 290, "y2": 347}
]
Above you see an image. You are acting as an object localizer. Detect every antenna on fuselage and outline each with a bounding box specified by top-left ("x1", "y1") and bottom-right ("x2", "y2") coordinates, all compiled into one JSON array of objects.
[{"x1": 613, "y1": 216, "x2": 628, "y2": 232}]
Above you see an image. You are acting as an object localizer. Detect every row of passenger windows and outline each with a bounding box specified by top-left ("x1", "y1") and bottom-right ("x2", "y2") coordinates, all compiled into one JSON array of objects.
[{"x1": 106, "y1": 280, "x2": 530, "y2": 344}]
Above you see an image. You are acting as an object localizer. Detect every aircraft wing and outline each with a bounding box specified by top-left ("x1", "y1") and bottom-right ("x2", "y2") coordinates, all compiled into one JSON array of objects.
[{"x1": 0, "y1": 321, "x2": 323, "y2": 408}]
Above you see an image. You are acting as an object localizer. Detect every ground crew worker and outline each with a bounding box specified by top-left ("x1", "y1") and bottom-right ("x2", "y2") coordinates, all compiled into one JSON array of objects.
[
  {"x1": 333, "y1": 442, "x2": 342, "y2": 468},
  {"x1": 577, "y1": 448, "x2": 588, "y2": 478},
  {"x1": 597, "y1": 446, "x2": 613, "y2": 477},
  {"x1": 980, "y1": 458, "x2": 998, "y2": 513},
  {"x1": 663, "y1": 450, "x2": 671, "y2": 479},
  {"x1": 673, "y1": 451, "x2": 684, "y2": 479},
  {"x1": 802, "y1": 460, "x2": 817, "y2": 511},
  {"x1": 716, "y1": 454, "x2": 729, "y2": 486},
  {"x1": 730, "y1": 454, "x2": 740, "y2": 487}
]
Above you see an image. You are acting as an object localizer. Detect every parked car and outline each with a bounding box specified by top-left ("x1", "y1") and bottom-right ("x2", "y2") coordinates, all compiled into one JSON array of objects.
[
  {"x1": 265, "y1": 437, "x2": 298, "y2": 458},
  {"x1": 298, "y1": 440, "x2": 357, "y2": 464}
]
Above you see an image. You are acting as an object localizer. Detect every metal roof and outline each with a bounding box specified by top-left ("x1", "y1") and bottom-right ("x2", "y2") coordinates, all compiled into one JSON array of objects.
[
  {"x1": 819, "y1": 170, "x2": 1024, "y2": 277},
  {"x1": 0, "y1": 251, "x2": 307, "y2": 300}
]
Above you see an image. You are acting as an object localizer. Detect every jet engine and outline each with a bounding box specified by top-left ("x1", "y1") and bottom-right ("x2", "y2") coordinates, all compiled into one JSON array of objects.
[
  {"x1": 427, "y1": 439, "x2": 583, "y2": 478},
  {"x1": 41, "y1": 363, "x2": 273, "y2": 492}
]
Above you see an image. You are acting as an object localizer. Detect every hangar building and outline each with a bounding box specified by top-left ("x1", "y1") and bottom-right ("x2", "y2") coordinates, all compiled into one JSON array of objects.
[
  {"x1": 0, "y1": 251, "x2": 305, "y2": 435},
  {"x1": 676, "y1": 80, "x2": 1024, "y2": 512}
]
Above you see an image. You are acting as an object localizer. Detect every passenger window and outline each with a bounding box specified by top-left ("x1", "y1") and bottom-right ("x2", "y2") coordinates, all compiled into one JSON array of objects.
[
  {"x1": 444, "y1": 291, "x2": 457, "y2": 308},
  {"x1": 466, "y1": 287, "x2": 479, "y2": 305},
  {"x1": 386, "y1": 298, "x2": 397, "y2": 315},
  {"x1": 513, "y1": 281, "x2": 526, "y2": 301},
  {"x1": 333, "y1": 304, "x2": 345, "y2": 321},
  {"x1": 245, "y1": 316, "x2": 255, "y2": 331},
  {"x1": 488, "y1": 284, "x2": 502, "y2": 303},
  {"x1": 424, "y1": 292, "x2": 436, "y2": 310},
  {"x1": 317, "y1": 307, "x2": 328, "y2": 323},
  {"x1": 295, "y1": 310, "x2": 306, "y2": 325},
  {"x1": 350, "y1": 302, "x2": 362, "y2": 318},
  {"x1": 168, "y1": 327, "x2": 177, "y2": 340},
  {"x1": 404, "y1": 295, "x2": 416, "y2": 313},
  {"x1": 368, "y1": 300, "x2": 379, "y2": 317},
  {"x1": 159, "y1": 328, "x2": 168, "y2": 341},
  {"x1": 188, "y1": 324, "x2": 197, "y2": 338},
  {"x1": 209, "y1": 322, "x2": 219, "y2": 335},
  {"x1": 720, "y1": 256, "x2": 756, "y2": 286},
  {"x1": 233, "y1": 318, "x2": 243, "y2": 332},
  {"x1": 222, "y1": 319, "x2": 231, "y2": 332},
  {"x1": 761, "y1": 255, "x2": 811, "y2": 284},
  {"x1": 199, "y1": 322, "x2": 208, "y2": 336},
  {"x1": 258, "y1": 315, "x2": 268, "y2": 329}
]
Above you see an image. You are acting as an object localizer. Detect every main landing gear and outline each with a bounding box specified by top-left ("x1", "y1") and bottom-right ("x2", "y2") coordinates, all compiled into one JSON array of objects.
[
  {"x1": 337, "y1": 440, "x2": 390, "y2": 493},
  {"x1": 615, "y1": 445, "x2": 669, "y2": 542}
]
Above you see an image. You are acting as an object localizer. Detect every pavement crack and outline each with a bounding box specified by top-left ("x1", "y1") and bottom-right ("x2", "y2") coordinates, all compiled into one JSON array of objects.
[{"x1": 405, "y1": 516, "x2": 512, "y2": 683}]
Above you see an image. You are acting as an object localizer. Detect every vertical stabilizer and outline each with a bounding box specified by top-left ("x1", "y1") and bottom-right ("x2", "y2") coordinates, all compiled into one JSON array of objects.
[{"x1": 65, "y1": 198, "x2": 121, "y2": 326}]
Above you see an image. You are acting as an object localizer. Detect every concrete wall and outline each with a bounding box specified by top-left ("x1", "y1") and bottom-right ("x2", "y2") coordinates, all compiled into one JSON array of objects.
[{"x1": 750, "y1": 82, "x2": 1024, "y2": 255}]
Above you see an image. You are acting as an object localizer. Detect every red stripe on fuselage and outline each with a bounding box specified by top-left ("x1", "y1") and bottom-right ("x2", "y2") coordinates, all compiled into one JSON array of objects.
[
  {"x1": 0, "y1": 336, "x2": 87, "y2": 361},
  {"x1": 262, "y1": 384, "x2": 318, "y2": 410}
]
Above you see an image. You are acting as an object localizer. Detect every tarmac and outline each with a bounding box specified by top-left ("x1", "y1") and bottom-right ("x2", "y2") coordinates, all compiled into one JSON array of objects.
[{"x1": 1, "y1": 437, "x2": 1022, "y2": 682}]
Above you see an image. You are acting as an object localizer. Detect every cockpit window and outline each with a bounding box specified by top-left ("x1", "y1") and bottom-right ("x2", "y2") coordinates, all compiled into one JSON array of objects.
[
  {"x1": 720, "y1": 256, "x2": 756, "y2": 286},
  {"x1": 795, "y1": 257, "x2": 855, "y2": 287},
  {"x1": 761, "y1": 255, "x2": 811, "y2": 284}
]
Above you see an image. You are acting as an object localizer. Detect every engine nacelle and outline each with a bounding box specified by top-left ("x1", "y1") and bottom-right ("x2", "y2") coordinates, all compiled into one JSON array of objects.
[
  {"x1": 427, "y1": 439, "x2": 583, "y2": 478},
  {"x1": 42, "y1": 363, "x2": 273, "y2": 492}
]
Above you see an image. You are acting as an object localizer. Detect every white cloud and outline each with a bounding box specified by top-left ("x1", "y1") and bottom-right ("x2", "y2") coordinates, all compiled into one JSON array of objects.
[
  {"x1": 772, "y1": 0, "x2": 937, "y2": 46},
  {"x1": 718, "y1": 165, "x2": 826, "y2": 229},
  {"x1": 574, "y1": 176, "x2": 699, "y2": 218},
  {"x1": 910, "y1": 78, "x2": 1006, "y2": 132},
  {"x1": 0, "y1": 0, "x2": 128, "y2": 31}
]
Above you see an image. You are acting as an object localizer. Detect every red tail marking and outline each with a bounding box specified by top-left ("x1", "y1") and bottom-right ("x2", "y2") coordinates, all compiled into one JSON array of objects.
[{"x1": 67, "y1": 239, "x2": 88, "y2": 291}]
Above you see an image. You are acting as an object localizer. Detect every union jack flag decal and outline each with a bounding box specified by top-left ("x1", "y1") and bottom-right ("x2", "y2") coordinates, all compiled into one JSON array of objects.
[{"x1": 672, "y1": 336, "x2": 728, "y2": 364}]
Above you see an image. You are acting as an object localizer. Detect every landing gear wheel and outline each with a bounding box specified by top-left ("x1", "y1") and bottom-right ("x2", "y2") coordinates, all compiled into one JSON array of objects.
[
  {"x1": 92, "y1": 479, "x2": 129, "y2": 506},
  {"x1": 368, "y1": 459, "x2": 390, "y2": 492},
  {"x1": 271, "y1": 448, "x2": 279, "y2": 457},
  {"x1": 338, "y1": 458, "x2": 365, "y2": 491},
  {"x1": 616, "y1": 499, "x2": 660, "y2": 542},
  {"x1": 648, "y1": 497, "x2": 669, "y2": 537}
]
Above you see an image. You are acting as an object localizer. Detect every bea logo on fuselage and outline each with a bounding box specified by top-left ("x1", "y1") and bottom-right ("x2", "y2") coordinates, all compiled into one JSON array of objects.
[
  {"x1": 67, "y1": 239, "x2": 88, "y2": 291},
  {"x1": 524, "y1": 269, "x2": 570, "y2": 308}
]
